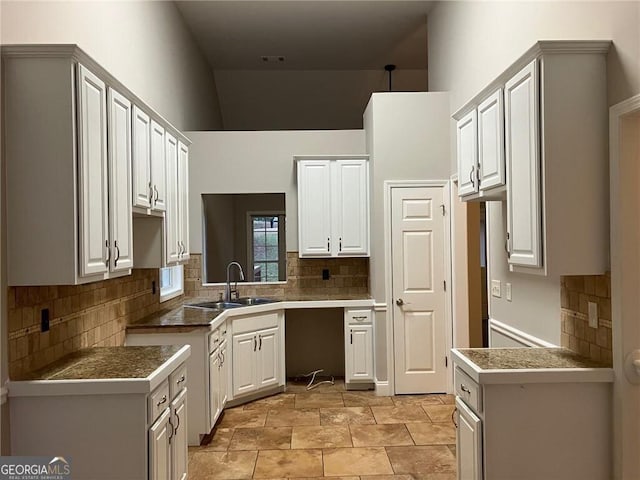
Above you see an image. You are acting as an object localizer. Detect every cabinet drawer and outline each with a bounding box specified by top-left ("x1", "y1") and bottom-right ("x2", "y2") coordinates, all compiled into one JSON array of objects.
[
  {"x1": 233, "y1": 312, "x2": 280, "y2": 335},
  {"x1": 345, "y1": 309, "x2": 372, "y2": 325},
  {"x1": 169, "y1": 362, "x2": 188, "y2": 398},
  {"x1": 209, "y1": 329, "x2": 221, "y2": 353},
  {"x1": 455, "y1": 367, "x2": 482, "y2": 413},
  {"x1": 148, "y1": 380, "x2": 170, "y2": 423}
]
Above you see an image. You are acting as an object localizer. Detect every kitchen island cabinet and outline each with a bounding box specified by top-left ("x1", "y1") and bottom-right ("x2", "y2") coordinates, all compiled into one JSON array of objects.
[
  {"x1": 8, "y1": 345, "x2": 190, "y2": 480},
  {"x1": 452, "y1": 347, "x2": 613, "y2": 480}
]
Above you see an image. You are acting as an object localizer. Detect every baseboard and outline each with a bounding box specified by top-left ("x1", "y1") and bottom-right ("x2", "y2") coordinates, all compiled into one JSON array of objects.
[
  {"x1": 489, "y1": 318, "x2": 557, "y2": 348},
  {"x1": 375, "y1": 380, "x2": 392, "y2": 396},
  {"x1": 0, "y1": 386, "x2": 7, "y2": 406}
]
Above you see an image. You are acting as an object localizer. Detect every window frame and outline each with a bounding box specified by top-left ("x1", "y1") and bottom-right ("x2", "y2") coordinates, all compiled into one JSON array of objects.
[
  {"x1": 246, "y1": 211, "x2": 285, "y2": 283},
  {"x1": 159, "y1": 264, "x2": 184, "y2": 302}
]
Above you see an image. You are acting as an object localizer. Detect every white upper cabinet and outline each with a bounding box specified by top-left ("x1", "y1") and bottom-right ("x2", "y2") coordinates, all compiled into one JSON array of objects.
[
  {"x1": 132, "y1": 106, "x2": 152, "y2": 209},
  {"x1": 77, "y1": 64, "x2": 109, "y2": 277},
  {"x1": 505, "y1": 60, "x2": 542, "y2": 268},
  {"x1": 456, "y1": 110, "x2": 478, "y2": 197},
  {"x1": 165, "y1": 132, "x2": 181, "y2": 264},
  {"x1": 296, "y1": 156, "x2": 370, "y2": 258},
  {"x1": 151, "y1": 120, "x2": 167, "y2": 212},
  {"x1": 453, "y1": 40, "x2": 611, "y2": 276},
  {"x1": 177, "y1": 142, "x2": 190, "y2": 261},
  {"x1": 107, "y1": 87, "x2": 134, "y2": 272}
]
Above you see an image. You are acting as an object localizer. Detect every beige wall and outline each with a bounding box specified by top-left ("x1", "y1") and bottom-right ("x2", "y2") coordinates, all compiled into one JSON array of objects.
[
  {"x1": 0, "y1": 0, "x2": 222, "y2": 131},
  {"x1": 427, "y1": 0, "x2": 640, "y2": 345},
  {"x1": 185, "y1": 130, "x2": 366, "y2": 254}
]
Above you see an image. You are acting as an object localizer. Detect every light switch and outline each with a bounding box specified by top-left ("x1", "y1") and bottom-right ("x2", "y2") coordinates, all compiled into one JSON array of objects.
[
  {"x1": 588, "y1": 302, "x2": 598, "y2": 329},
  {"x1": 505, "y1": 283, "x2": 512, "y2": 301},
  {"x1": 491, "y1": 280, "x2": 501, "y2": 298}
]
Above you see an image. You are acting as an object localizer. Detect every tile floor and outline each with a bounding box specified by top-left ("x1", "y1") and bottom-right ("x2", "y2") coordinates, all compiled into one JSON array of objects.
[{"x1": 188, "y1": 381, "x2": 457, "y2": 480}]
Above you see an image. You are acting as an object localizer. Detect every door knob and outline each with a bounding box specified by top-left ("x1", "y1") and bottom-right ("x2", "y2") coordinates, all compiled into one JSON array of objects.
[{"x1": 396, "y1": 298, "x2": 404, "y2": 306}]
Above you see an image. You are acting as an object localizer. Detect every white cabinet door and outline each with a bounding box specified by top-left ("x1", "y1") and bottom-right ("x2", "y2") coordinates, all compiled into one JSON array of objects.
[
  {"x1": 457, "y1": 110, "x2": 478, "y2": 197},
  {"x1": 257, "y1": 327, "x2": 280, "y2": 389},
  {"x1": 77, "y1": 64, "x2": 109, "y2": 277},
  {"x1": 209, "y1": 350, "x2": 221, "y2": 428},
  {"x1": 456, "y1": 397, "x2": 483, "y2": 480},
  {"x1": 107, "y1": 87, "x2": 133, "y2": 272},
  {"x1": 178, "y1": 141, "x2": 190, "y2": 260},
  {"x1": 171, "y1": 389, "x2": 188, "y2": 480},
  {"x1": 505, "y1": 59, "x2": 542, "y2": 268},
  {"x1": 298, "y1": 160, "x2": 332, "y2": 257},
  {"x1": 219, "y1": 340, "x2": 228, "y2": 408},
  {"x1": 477, "y1": 89, "x2": 505, "y2": 191},
  {"x1": 333, "y1": 160, "x2": 369, "y2": 256},
  {"x1": 149, "y1": 408, "x2": 172, "y2": 480},
  {"x1": 150, "y1": 120, "x2": 167, "y2": 212},
  {"x1": 346, "y1": 324, "x2": 374, "y2": 382},
  {"x1": 132, "y1": 105, "x2": 151, "y2": 209},
  {"x1": 165, "y1": 133, "x2": 180, "y2": 264},
  {"x1": 232, "y1": 332, "x2": 258, "y2": 397}
]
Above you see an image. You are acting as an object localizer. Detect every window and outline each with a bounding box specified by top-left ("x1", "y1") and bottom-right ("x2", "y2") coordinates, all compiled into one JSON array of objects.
[
  {"x1": 250, "y1": 215, "x2": 283, "y2": 283},
  {"x1": 160, "y1": 264, "x2": 184, "y2": 302}
]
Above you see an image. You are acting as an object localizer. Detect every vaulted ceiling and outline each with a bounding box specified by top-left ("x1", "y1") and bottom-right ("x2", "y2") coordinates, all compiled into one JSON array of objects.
[{"x1": 176, "y1": 1, "x2": 434, "y2": 130}]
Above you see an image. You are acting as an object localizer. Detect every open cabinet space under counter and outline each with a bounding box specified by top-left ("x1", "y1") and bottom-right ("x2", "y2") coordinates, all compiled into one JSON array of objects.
[{"x1": 452, "y1": 347, "x2": 613, "y2": 480}]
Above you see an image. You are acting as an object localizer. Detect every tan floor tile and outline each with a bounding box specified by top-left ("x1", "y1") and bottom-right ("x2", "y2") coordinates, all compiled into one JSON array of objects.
[
  {"x1": 320, "y1": 406, "x2": 376, "y2": 425},
  {"x1": 253, "y1": 449, "x2": 323, "y2": 478},
  {"x1": 392, "y1": 394, "x2": 443, "y2": 406},
  {"x1": 437, "y1": 394, "x2": 456, "y2": 405},
  {"x1": 228, "y1": 427, "x2": 292, "y2": 450},
  {"x1": 286, "y1": 379, "x2": 346, "y2": 393},
  {"x1": 406, "y1": 423, "x2": 456, "y2": 445},
  {"x1": 291, "y1": 425, "x2": 352, "y2": 449},
  {"x1": 217, "y1": 409, "x2": 267, "y2": 429},
  {"x1": 188, "y1": 450, "x2": 258, "y2": 479},
  {"x1": 200, "y1": 427, "x2": 235, "y2": 451},
  {"x1": 291, "y1": 477, "x2": 358, "y2": 480},
  {"x1": 323, "y1": 447, "x2": 394, "y2": 476},
  {"x1": 410, "y1": 474, "x2": 457, "y2": 480},
  {"x1": 265, "y1": 408, "x2": 320, "y2": 427},
  {"x1": 243, "y1": 393, "x2": 296, "y2": 411},
  {"x1": 422, "y1": 405, "x2": 456, "y2": 424},
  {"x1": 295, "y1": 392, "x2": 345, "y2": 408},
  {"x1": 343, "y1": 391, "x2": 395, "y2": 407},
  {"x1": 371, "y1": 405, "x2": 430, "y2": 424},
  {"x1": 360, "y1": 475, "x2": 415, "y2": 480},
  {"x1": 350, "y1": 424, "x2": 415, "y2": 447},
  {"x1": 385, "y1": 445, "x2": 456, "y2": 475}
]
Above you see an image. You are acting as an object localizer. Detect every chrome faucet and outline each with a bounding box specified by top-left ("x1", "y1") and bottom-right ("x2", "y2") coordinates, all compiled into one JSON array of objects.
[{"x1": 225, "y1": 261, "x2": 245, "y2": 302}]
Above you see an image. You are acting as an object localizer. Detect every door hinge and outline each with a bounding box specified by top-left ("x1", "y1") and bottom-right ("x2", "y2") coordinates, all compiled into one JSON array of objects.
[
  {"x1": 440, "y1": 204, "x2": 446, "y2": 216},
  {"x1": 443, "y1": 280, "x2": 447, "y2": 292},
  {"x1": 445, "y1": 356, "x2": 448, "y2": 367}
]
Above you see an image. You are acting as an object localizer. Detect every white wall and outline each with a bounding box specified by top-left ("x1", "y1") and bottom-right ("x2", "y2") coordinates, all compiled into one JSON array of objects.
[
  {"x1": 364, "y1": 92, "x2": 451, "y2": 381},
  {"x1": 214, "y1": 69, "x2": 428, "y2": 130},
  {"x1": 428, "y1": 0, "x2": 640, "y2": 346},
  {"x1": 185, "y1": 130, "x2": 366, "y2": 254},
  {"x1": 0, "y1": 0, "x2": 222, "y2": 131}
]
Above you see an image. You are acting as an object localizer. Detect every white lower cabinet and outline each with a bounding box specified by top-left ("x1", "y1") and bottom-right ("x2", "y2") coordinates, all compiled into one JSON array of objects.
[
  {"x1": 208, "y1": 326, "x2": 228, "y2": 428},
  {"x1": 231, "y1": 311, "x2": 285, "y2": 401},
  {"x1": 344, "y1": 308, "x2": 374, "y2": 387},
  {"x1": 149, "y1": 408, "x2": 172, "y2": 480},
  {"x1": 455, "y1": 397, "x2": 482, "y2": 480}
]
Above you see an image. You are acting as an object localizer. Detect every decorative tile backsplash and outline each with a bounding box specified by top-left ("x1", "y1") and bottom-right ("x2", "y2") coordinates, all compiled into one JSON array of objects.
[
  {"x1": 8, "y1": 269, "x2": 183, "y2": 379},
  {"x1": 561, "y1": 273, "x2": 612, "y2": 366},
  {"x1": 184, "y1": 253, "x2": 370, "y2": 300}
]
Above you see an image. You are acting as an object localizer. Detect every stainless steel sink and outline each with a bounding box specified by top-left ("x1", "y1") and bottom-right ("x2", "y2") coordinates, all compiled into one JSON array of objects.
[
  {"x1": 234, "y1": 297, "x2": 277, "y2": 306},
  {"x1": 187, "y1": 301, "x2": 242, "y2": 309}
]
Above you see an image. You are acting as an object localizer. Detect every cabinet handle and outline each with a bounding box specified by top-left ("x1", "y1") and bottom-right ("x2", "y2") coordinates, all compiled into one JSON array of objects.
[
  {"x1": 105, "y1": 239, "x2": 110, "y2": 267},
  {"x1": 259, "y1": 335, "x2": 262, "y2": 350},
  {"x1": 174, "y1": 409, "x2": 180, "y2": 433},
  {"x1": 254, "y1": 336, "x2": 257, "y2": 351},
  {"x1": 460, "y1": 384, "x2": 471, "y2": 394},
  {"x1": 452, "y1": 407, "x2": 458, "y2": 428},
  {"x1": 352, "y1": 316, "x2": 368, "y2": 321},
  {"x1": 339, "y1": 237, "x2": 342, "y2": 252},
  {"x1": 350, "y1": 330, "x2": 353, "y2": 344},
  {"x1": 469, "y1": 165, "x2": 475, "y2": 189},
  {"x1": 114, "y1": 240, "x2": 120, "y2": 267},
  {"x1": 157, "y1": 395, "x2": 167, "y2": 407},
  {"x1": 220, "y1": 351, "x2": 225, "y2": 366},
  {"x1": 505, "y1": 232, "x2": 511, "y2": 259},
  {"x1": 218, "y1": 352, "x2": 222, "y2": 369},
  {"x1": 176, "y1": 375, "x2": 185, "y2": 385},
  {"x1": 168, "y1": 418, "x2": 174, "y2": 442},
  {"x1": 149, "y1": 182, "x2": 153, "y2": 207},
  {"x1": 327, "y1": 237, "x2": 330, "y2": 252},
  {"x1": 153, "y1": 184, "x2": 159, "y2": 205}
]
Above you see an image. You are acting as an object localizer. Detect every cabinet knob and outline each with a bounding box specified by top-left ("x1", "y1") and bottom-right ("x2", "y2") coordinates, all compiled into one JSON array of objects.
[{"x1": 395, "y1": 298, "x2": 404, "y2": 306}]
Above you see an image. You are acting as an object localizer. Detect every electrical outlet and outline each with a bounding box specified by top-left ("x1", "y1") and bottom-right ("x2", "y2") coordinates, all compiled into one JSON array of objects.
[
  {"x1": 588, "y1": 302, "x2": 598, "y2": 328},
  {"x1": 41, "y1": 308, "x2": 50, "y2": 332},
  {"x1": 505, "y1": 283, "x2": 512, "y2": 301},
  {"x1": 322, "y1": 269, "x2": 330, "y2": 280},
  {"x1": 491, "y1": 280, "x2": 501, "y2": 298}
]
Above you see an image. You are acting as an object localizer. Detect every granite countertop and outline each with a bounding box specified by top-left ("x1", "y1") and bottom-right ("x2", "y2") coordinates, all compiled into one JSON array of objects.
[
  {"x1": 14, "y1": 345, "x2": 183, "y2": 381},
  {"x1": 128, "y1": 306, "x2": 222, "y2": 329},
  {"x1": 457, "y1": 347, "x2": 606, "y2": 370}
]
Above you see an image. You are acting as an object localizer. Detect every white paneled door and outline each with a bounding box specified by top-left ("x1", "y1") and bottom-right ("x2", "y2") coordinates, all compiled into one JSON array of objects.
[{"x1": 392, "y1": 186, "x2": 447, "y2": 394}]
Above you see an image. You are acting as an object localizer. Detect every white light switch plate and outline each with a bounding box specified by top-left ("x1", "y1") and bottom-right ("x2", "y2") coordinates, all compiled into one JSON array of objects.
[
  {"x1": 491, "y1": 280, "x2": 501, "y2": 298},
  {"x1": 505, "y1": 283, "x2": 512, "y2": 301},
  {"x1": 588, "y1": 302, "x2": 598, "y2": 328}
]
